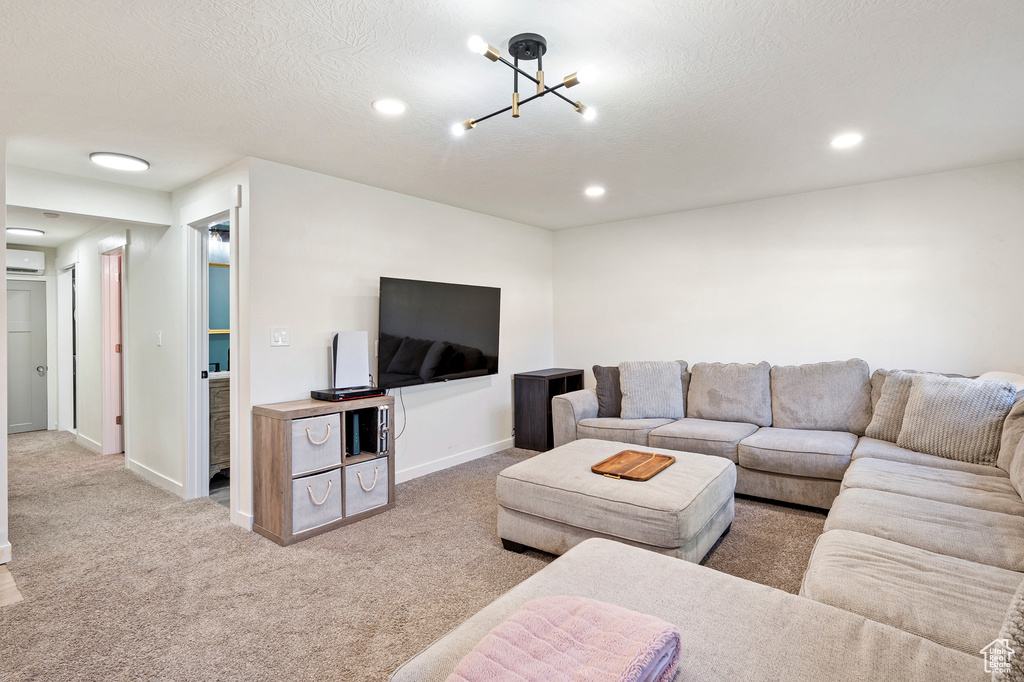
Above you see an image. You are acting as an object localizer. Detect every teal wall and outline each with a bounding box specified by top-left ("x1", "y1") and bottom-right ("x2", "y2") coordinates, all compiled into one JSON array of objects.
[{"x1": 209, "y1": 265, "x2": 230, "y2": 371}]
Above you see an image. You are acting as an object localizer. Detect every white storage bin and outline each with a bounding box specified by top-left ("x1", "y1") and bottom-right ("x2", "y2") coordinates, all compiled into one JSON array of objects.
[
  {"x1": 291, "y1": 414, "x2": 342, "y2": 475},
  {"x1": 292, "y1": 468, "x2": 343, "y2": 533},
  {"x1": 345, "y1": 457, "x2": 389, "y2": 516}
]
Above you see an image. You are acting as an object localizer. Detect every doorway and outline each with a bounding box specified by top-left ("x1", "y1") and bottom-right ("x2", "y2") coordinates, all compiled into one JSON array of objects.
[
  {"x1": 101, "y1": 250, "x2": 124, "y2": 455},
  {"x1": 207, "y1": 221, "x2": 231, "y2": 508},
  {"x1": 7, "y1": 280, "x2": 47, "y2": 434}
]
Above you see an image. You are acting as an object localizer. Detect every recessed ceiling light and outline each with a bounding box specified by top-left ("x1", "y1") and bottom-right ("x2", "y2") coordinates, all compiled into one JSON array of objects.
[
  {"x1": 585, "y1": 186, "x2": 605, "y2": 197},
  {"x1": 90, "y1": 152, "x2": 150, "y2": 171},
  {"x1": 830, "y1": 132, "x2": 864, "y2": 149},
  {"x1": 6, "y1": 228, "x2": 45, "y2": 237},
  {"x1": 372, "y1": 99, "x2": 406, "y2": 115}
]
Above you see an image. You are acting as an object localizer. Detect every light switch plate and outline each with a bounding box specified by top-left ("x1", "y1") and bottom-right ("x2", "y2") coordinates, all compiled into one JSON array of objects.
[{"x1": 271, "y1": 327, "x2": 290, "y2": 347}]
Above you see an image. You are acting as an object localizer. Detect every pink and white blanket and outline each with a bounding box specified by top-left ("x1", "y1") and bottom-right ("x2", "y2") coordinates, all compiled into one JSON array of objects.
[{"x1": 446, "y1": 595, "x2": 681, "y2": 682}]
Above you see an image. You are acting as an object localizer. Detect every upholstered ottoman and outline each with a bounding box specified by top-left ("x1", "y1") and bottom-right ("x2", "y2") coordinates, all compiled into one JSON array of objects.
[{"x1": 497, "y1": 438, "x2": 736, "y2": 562}]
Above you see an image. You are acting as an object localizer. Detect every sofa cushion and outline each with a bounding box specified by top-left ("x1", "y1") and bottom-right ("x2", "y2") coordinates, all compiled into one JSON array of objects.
[
  {"x1": 737, "y1": 427, "x2": 857, "y2": 481},
  {"x1": 897, "y1": 374, "x2": 1017, "y2": 465},
  {"x1": 648, "y1": 419, "x2": 759, "y2": 463},
  {"x1": 841, "y1": 457, "x2": 1024, "y2": 516},
  {"x1": 592, "y1": 365, "x2": 622, "y2": 418},
  {"x1": 998, "y1": 394, "x2": 1024, "y2": 474},
  {"x1": 687, "y1": 361, "x2": 772, "y2": 427},
  {"x1": 801, "y1": 529, "x2": 1022, "y2": 656},
  {"x1": 824, "y1": 487, "x2": 1024, "y2": 572},
  {"x1": 770, "y1": 359, "x2": 872, "y2": 435},
  {"x1": 1013, "y1": 434, "x2": 1024, "y2": 499},
  {"x1": 995, "y1": 578, "x2": 1024, "y2": 682},
  {"x1": 619, "y1": 361, "x2": 685, "y2": 420},
  {"x1": 865, "y1": 370, "x2": 915, "y2": 443},
  {"x1": 390, "y1": 539, "x2": 985, "y2": 682},
  {"x1": 853, "y1": 437, "x2": 1008, "y2": 478},
  {"x1": 577, "y1": 418, "x2": 673, "y2": 447}
]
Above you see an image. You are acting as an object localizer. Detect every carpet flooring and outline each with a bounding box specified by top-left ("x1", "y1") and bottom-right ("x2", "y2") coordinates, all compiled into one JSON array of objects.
[{"x1": 0, "y1": 431, "x2": 825, "y2": 681}]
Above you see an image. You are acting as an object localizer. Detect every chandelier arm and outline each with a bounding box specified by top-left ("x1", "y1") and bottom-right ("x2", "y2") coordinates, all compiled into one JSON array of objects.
[
  {"x1": 474, "y1": 104, "x2": 515, "y2": 124},
  {"x1": 497, "y1": 58, "x2": 579, "y2": 108}
]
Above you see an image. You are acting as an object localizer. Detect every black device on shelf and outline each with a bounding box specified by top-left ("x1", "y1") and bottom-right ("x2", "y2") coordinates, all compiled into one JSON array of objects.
[
  {"x1": 378, "y1": 277, "x2": 500, "y2": 391},
  {"x1": 311, "y1": 386, "x2": 385, "y2": 402}
]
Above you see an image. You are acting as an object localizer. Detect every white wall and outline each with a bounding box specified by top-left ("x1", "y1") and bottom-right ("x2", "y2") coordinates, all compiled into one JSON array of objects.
[
  {"x1": 170, "y1": 160, "x2": 250, "y2": 525},
  {"x1": 554, "y1": 160, "x2": 1024, "y2": 379},
  {"x1": 247, "y1": 159, "x2": 554, "y2": 483},
  {"x1": 1, "y1": 139, "x2": 10, "y2": 563},
  {"x1": 7, "y1": 166, "x2": 170, "y2": 227},
  {"x1": 55, "y1": 222, "x2": 169, "y2": 468}
]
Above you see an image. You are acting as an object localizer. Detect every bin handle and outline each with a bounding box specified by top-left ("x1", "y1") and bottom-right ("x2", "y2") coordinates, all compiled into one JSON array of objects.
[
  {"x1": 356, "y1": 468, "x2": 378, "y2": 493},
  {"x1": 306, "y1": 424, "x2": 331, "y2": 446},
  {"x1": 307, "y1": 479, "x2": 333, "y2": 506}
]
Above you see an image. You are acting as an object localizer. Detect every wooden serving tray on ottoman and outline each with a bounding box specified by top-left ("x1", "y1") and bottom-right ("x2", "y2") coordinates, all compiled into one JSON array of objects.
[{"x1": 591, "y1": 450, "x2": 676, "y2": 481}]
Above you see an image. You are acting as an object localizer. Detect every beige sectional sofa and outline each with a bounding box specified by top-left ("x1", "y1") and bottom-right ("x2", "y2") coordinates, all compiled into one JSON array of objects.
[
  {"x1": 553, "y1": 359, "x2": 1017, "y2": 509},
  {"x1": 391, "y1": 362, "x2": 1024, "y2": 680}
]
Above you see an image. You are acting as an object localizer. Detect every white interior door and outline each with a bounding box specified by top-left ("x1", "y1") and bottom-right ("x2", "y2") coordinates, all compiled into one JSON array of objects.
[
  {"x1": 101, "y1": 252, "x2": 124, "y2": 454},
  {"x1": 7, "y1": 280, "x2": 47, "y2": 434},
  {"x1": 57, "y1": 267, "x2": 76, "y2": 432}
]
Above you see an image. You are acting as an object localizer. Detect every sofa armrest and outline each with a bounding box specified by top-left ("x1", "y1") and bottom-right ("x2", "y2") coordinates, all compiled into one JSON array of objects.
[{"x1": 552, "y1": 389, "x2": 599, "y2": 448}]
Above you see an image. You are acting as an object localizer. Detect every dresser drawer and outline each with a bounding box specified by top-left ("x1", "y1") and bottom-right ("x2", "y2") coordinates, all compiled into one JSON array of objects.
[
  {"x1": 345, "y1": 457, "x2": 389, "y2": 516},
  {"x1": 292, "y1": 468, "x2": 342, "y2": 534},
  {"x1": 291, "y1": 414, "x2": 342, "y2": 476}
]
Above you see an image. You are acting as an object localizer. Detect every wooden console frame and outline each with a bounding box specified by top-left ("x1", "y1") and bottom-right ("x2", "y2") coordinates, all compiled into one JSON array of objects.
[{"x1": 252, "y1": 395, "x2": 396, "y2": 546}]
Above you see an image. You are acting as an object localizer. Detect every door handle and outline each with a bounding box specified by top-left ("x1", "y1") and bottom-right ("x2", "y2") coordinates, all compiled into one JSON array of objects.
[{"x1": 36, "y1": 365, "x2": 47, "y2": 373}]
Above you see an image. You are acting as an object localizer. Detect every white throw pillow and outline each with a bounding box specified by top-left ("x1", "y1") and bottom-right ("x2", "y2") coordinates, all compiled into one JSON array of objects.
[{"x1": 618, "y1": 361, "x2": 684, "y2": 420}]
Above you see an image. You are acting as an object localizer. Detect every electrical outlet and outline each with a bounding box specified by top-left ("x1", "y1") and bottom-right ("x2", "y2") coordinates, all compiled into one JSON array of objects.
[{"x1": 271, "y1": 327, "x2": 290, "y2": 347}]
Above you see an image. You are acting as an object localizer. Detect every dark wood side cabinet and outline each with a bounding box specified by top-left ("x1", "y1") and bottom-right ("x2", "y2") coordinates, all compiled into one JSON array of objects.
[{"x1": 513, "y1": 368, "x2": 584, "y2": 451}]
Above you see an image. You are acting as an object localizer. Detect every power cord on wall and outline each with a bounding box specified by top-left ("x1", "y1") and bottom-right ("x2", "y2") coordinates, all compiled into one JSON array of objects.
[{"x1": 385, "y1": 386, "x2": 408, "y2": 441}]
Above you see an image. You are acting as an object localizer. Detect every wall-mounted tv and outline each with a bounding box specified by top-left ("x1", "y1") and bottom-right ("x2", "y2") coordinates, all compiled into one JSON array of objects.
[{"x1": 378, "y1": 277, "x2": 500, "y2": 390}]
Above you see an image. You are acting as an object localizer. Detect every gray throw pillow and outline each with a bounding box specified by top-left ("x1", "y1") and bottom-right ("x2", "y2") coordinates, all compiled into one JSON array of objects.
[
  {"x1": 865, "y1": 370, "x2": 916, "y2": 443},
  {"x1": 619, "y1": 361, "x2": 684, "y2": 420},
  {"x1": 592, "y1": 365, "x2": 621, "y2": 418},
  {"x1": 993, "y1": 578, "x2": 1024, "y2": 681},
  {"x1": 687, "y1": 361, "x2": 772, "y2": 426},
  {"x1": 897, "y1": 374, "x2": 1017, "y2": 465}
]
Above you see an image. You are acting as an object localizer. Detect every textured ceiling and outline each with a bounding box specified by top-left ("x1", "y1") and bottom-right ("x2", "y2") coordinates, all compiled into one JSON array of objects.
[{"x1": 2, "y1": 0, "x2": 1023, "y2": 230}]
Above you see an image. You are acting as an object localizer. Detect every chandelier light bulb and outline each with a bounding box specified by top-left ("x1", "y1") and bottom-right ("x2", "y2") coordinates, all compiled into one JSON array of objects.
[
  {"x1": 468, "y1": 35, "x2": 488, "y2": 55},
  {"x1": 575, "y1": 66, "x2": 597, "y2": 85},
  {"x1": 451, "y1": 122, "x2": 465, "y2": 137},
  {"x1": 830, "y1": 132, "x2": 864, "y2": 149}
]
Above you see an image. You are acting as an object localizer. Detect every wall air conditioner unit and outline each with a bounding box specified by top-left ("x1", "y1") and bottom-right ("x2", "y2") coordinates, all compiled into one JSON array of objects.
[{"x1": 6, "y1": 249, "x2": 46, "y2": 275}]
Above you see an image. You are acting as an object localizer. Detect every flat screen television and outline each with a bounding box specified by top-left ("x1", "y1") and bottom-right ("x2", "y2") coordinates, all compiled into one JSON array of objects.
[{"x1": 378, "y1": 277, "x2": 500, "y2": 390}]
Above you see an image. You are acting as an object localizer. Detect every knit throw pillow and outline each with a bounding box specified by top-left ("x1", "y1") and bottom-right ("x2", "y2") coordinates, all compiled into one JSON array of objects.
[
  {"x1": 897, "y1": 374, "x2": 1017, "y2": 465},
  {"x1": 993, "y1": 579, "x2": 1024, "y2": 681},
  {"x1": 619, "y1": 361, "x2": 684, "y2": 420},
  {"x1": 865, "y1": 370, "x2": 916, "y2": 443}
]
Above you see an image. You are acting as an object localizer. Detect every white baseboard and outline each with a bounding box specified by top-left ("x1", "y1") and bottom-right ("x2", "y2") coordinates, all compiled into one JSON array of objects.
[
  {"x1": 127, "y1": 459, "x2": 186, "y2": 498},
  {"x1": 231, "y1": 509, "x2": 253, "y2": 531},
  {"x1": 0, "y1": 539, "x2": 10, "y2": 564},
  {"x1": 76, "y1": 433, "x2": 102, "y2": 454},
  {"x1": 396, "y1": 438, "x2": 514, "y2": 483}
]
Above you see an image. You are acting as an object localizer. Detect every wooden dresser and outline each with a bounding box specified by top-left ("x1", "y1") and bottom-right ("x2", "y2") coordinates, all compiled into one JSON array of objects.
[
  {"x1": 209, "y1": 376, "x2": 231, "y2": 478},
  {"x1": 252, "y1": 395, "x2": 395, "y2": 546}
]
